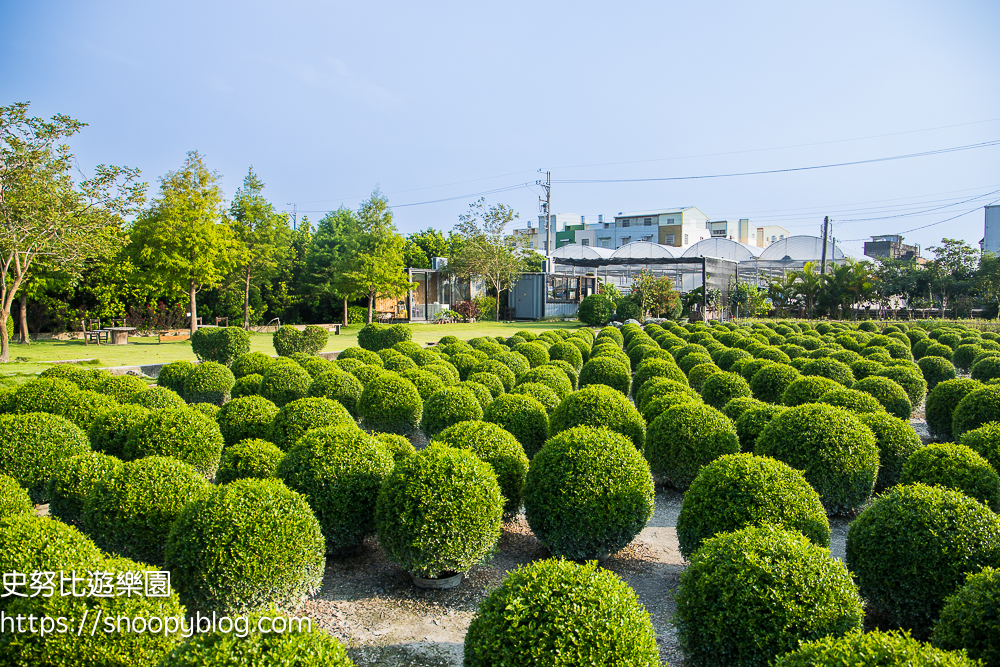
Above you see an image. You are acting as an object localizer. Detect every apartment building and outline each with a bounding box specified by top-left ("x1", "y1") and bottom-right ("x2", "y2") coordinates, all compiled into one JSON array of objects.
[{"x1": 590, "y1": 207, "x2": 711, "y2": 249}]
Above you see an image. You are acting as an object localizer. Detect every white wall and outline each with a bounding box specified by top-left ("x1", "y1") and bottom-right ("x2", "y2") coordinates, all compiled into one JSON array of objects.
[{"x1": 985, "y1": 206, "x2": 1000, "y2": 255}]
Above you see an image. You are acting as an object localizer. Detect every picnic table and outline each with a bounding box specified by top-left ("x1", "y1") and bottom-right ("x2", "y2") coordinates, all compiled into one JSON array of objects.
[{"x1": 104, "y1": 327, "x2": 136, "y2": 345}]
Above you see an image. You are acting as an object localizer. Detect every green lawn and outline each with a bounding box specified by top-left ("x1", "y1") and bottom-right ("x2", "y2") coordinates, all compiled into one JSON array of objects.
[{"x1": 0, "y1": 321, "x2": 583, "y2": 381}]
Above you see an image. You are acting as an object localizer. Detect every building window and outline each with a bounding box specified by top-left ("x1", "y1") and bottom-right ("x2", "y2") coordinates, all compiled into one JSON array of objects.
[
  {"x1": 779, "y1": 234, "x2": 785, "y2": 240},
  {"x1": 622, "y1": 220, "x2": 630, "y2": 227},
  {"x1": 684, "y1": 234, "x2": 689, "y2": 245},
  {"x1": 665, "y1": 234, "x2": 675, "y2": 244},
  {"x1": 711, "y1": 229, "x2": 726, "y2": 237},
  {"x1": 548, "y1": 276, "x2": 578, "y2": 302},
  {"x1": 581, "y1": 238, "x2": 590, "y2": 246},
  {"x1": 644, "y1": 218, "x2": 652, "y2": 226},
  {"x1": 665, "y1": 218, "x2": 675, "y2": 224},
  {"x1": 600, "y1": 239, "x2": 611, "y2": 248},
  {"x1": 641, "y1": 235, "x2": 652, "y2": 242},
  {"x1": 603, "y1": 223, "x2": 609, "y2": 229}
]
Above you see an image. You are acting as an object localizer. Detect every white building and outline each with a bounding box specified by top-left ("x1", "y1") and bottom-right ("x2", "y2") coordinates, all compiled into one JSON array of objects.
[
  {"x1": 757, "y1": 224, "x2": 791, "y2": 247},
  {"x1": 513, "y1": 213, "x2": 606, "y2": 253},
  {"x1": 708, "y1": 219, "x2": 755, "y2": 244},
  {"x1": 984, "y1": 205, "x2": 1000, "y2": 255},
  {"x1": 592, "y1": 207, "x2": 711, "y2": 250}
]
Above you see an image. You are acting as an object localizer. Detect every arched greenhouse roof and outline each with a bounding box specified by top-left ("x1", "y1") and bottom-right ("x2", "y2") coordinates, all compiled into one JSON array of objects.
[
  {"x1": 608, "y1": 241, "x2": 680, "y2": 260},
  {"x1": 681, "y1": 238, "x2": 762, "y2": 261},
  {"x1": 550, "y1": 244, "x2": 615, "y2": 260},
  {"x1": 757, "y1": 235, "x2": 847, "y2": 262}
]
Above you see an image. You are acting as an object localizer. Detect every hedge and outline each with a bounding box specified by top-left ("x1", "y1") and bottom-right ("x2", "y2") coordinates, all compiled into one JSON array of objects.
[
  {"x1": 952, "y1": 385, "x2": 1000, "y2": 438},
  {"x1": 124, "y1": 406, "x2": 225, "y2": 478},
  {"x1": 402, "y1": 368, "x2": 448, "y2": 399},
  {"x1": 231, "y1": 351, "x2": 275, "y2": 379},
  {"x1": 259, "y1": 360, "x2": 313, "y2": 407},
  {"x1": 517, "y1": 365, "x2": 573, "y2": 400},
  {"x1": 748, "y1": 363, "x2": 800, "y2": 404},
  {"x1": 0, "y1": 413, "x2": 90, "y2": 503},
  {"x1": 269, "y1": 397, "x2": 356, "y2": 451},
  {"x1": 852, "y1": 375, "x2": 913, "y2": 420},
  {"x1": 900, "y1": 442, "x2": 1000, "y2": 511},
  {"x1": 358, "y1": 373, "x2": 423, "y2": 435},
  {"x1": 420, "y1": 387, "x2": 485, "y2": 439},
  {"x1": 373, "y1": 432, "x2": 416, "y2": 463},
  {"x1": 578, "y1": 294, "x2": 615, "y2": 326},
  {"x1": 958, "y1": 421, "x2": 1000, "y2": 474},
  {"x1": 817, "y1": 387, "x2": 886, "y2": 414},
  {"x1": 46, "y1": 451, "x2": 123, "y2": 528},
  {"x1": 473, "y1": 359, "x2": 516, "y2": 391},
  {"x1": 734, "y1": 404, "x2": 787, "y2": 453},
  {"x1": 216, "y1": 395, "x2": 279, "y2": 446},
  {"x1": 846, "y1": 483, "x2": 1000, "y2": 639},
  {"x1": 549, "y1": 384, "x2": 645, "y2": 451},
  {"x1": 578, "y1": 356, "x2": 632, "y2": 395},
  {"x1": 675, "y1": 524, "x2": 863, "y2": 667},
  {"x1": 273, "y1": 324, "x2": 328, "y2": 356},
  {"x1": 156, "y1": 360, "x2": 196, "y2": 394},
  {"x1": 164, "y1": 477, "x2": 325, "y2": 615},
  {"x1": 775, "y1": 629, "x2": 980, "y2": 667},
  {"x1": 358, "y1": 322, "x2": 411, "y2": 351},
  {"x1": 645, "y1": 402, "x2": 740, "y2": 490},
  {"x1": 931, "y1": 567, "x2": 1000, "y2": 666},
  {"x1": 307, "y1": 369, "x2": 363, "y2": 418},
  {"x1": 130, "y1": 386, "x2": 186, "y2": 410},
  {"x1": 190, "y1": 326, "x2": 251, "y2": 367},
  {"x1": 700, "y1": 371, "x2": 752, "y2": 410},
  {"x1": 483, "y1": 394, "x2": 549, "y2": 459},
  {"x1": 490, "y1": 351, "x2": 530, "y2": 381},
  {"x1": 216, "y1": 438, "x2": 285, "y2": 484}
]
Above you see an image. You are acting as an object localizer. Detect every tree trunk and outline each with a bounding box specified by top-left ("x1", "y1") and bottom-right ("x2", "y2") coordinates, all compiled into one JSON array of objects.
[
  {"x1": 243, "y1": 266, "x2": 252, "y2": 330},
  {"x1": 190, "y1": 281, "x2": 199, "y2": 335},
  {"x1": 18, "y1": 295, "x2": 29, "y2": 344},
  {"x1": 0, "y1": 308, "x2": 8, "y2": 363},
  {"x1": 367, "y1": 295, "x2": 373, "y2": 324},
  {"x1": 343, "y1": 298, "x2": 348, "y2": 326}
]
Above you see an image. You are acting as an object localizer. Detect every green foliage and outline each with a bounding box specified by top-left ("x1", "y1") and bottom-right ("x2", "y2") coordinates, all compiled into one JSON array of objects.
[
  {"x1": 130, "y1": 386, "x2": 186, "y2": 410},
  {"x1": 775, "y1": 629, "x2": 980, "y2": 667},
  {"x1": 182, "y1": 361, "x2": 235, "y2": 405},
  {"x1": 46, "y1": 451, "x2": 122, "y2": 528},
  {"x1": 676, "y1": 524, "x2": 864, "y2": 667},
  {"x1": 676, "y1": 453, "x2": 830, "y2": 559},
  {"x1": 483, "y1": 394, "x2": 549, "y2": 459},
  {"x1": 720, "y1": 396, "x2": 767, "y2": 423},
  {"x1": 420, "y1": 387, "x2": 484, "y2": 439},
  {"x1": 164, "y1": 477, "x2": 325, "y2": 614},
  {"x1": 549, "y1": 384, "x2": 645, "y2": 450},
  {"x1": 97, "y1": 374, "x2": 150, "y2": 404},
  {"x1": 83, "y1": 456, "x2": 211, "y2": 564},
  {"x1": 846, "y1": 483, "x2": 1000, "y2": 639},
  {"x1": 424, "y1": 360, "x2": 460, "y2": 386},
  {"x1": 231, "y1": 351, "x2": 275, "y2": 379},
  {"x1": 917, "y1": 355, "x2": 958, "y2": 391},
  {"x1": 959, "y1": 421, "x2": 1000, "y2": 474},
  {"x1": 818, "y1": 387, "x2": 886, "y2": 414},
  {"x1": 376, "y1": 444, "x2": 502, "y2": 578},
  {"x1": 645, "y1": 402, "x2": 739, "y2": 490},
  {"x1": 852, "y1": 375, "x2": 913, "y2": 420},
  {"x1": 358, "y1": 322, "x2": 412, "y2": 351},
  {"x1": 157, "y1": 360, "x2": 195, "y2": 393},
  {"x1": 757, "y1": 403, "x2": 879, "y2": 514},
  {"x1": 7, "y1": 376, "x2": 80, "y2": 415},
  {"x1": 547, "y1": 341, "x2": 583, "y2": 371},
  {"x1": 517, "y1": 365, "x2": 573, "y2": 400},
  {"x1": 781, "y1": 375, "x2": 842, "y2": 407},
  {"x1": 373, "y1": 432, "x2": 416, "y2": 463},
  {"x1": 857, "y1": 411, "x2": 923, "y2": 492},
  {"x1": 463, "y1": 558, "x2": 659, "y2": 667},
  {"x1": 953, "y1": 385, "x2": 1000, "y2": 438},
  {"x1": 578, "y1": 294, "x2": 616, "y2": 326},
  {"x1": 509, "y1": 382, "x2": 560, "y2": 413},
  {"x1": 748, "y1": 363, "x2": 801, "y2": 404},
  {"x1": 525, "y1": 426, "x2": 654, "y2": 560},
  {"x1": 432, "y1": 420, "x2": 529, "y2": 517},
  {"x1": 514, "y1": 342, "x2": 550, "y2": 368},
  {"x1": 124, "y1": 406, "x2": 224, "y2": 478},
  {"x1": 277, "y1": 425, "x2": 393, "y2": 552},
  {"x1": 925, "y1": 378, "x2": 982, "y2": 440},
  {"x1": 734, "y1": 404, "x2": 787, "y2": 453},
  {"x1": 230, "y1": 373, "x2": 262, "y2": 399},
  {"x1": 358, "y1": 373, "x2": 423, "y2": 435},
  {"x1": 876, "y1": 364, "x2": 928, "y2": 408},
  {"x1": 700, "y1": 371, "x2": 752, "y2": 410},
  {"x1": 301, "y1": 324, "x2": 330, "y2": 355},
  {"x1": 190, "y1": 326, "x2": 251, "y2": 367},
  {"x1": 87, "y1": 404, "x2": 150, "y2": 459},
  {"x1": 931, "y1": 567, "x2": 1000, "y2": 666},
  {"x1": 466, "y1": 371, "x2": 503, "y2": 398},
  {"x1": 259, "y1": 360, "x2": 313, "y2": 407},
  {"x1": 216, "y1": 438, "x2": 285, "y2": 484},
  {"x1": 216, "y1": 396, "x2": 278, "y2": 446},
  {"x1": 269, "y1": 397, "x2": 355, "y2": 451},
  {"x1": 0, "y1": 413, "x2": 90, "y2": 503},
  {"x1": 952, "y1": 343, "x2": 982, "y2": 372},
  {"x1": 636, "y1": 377, "x2": 697, "y2": 412},
  {"x1": 272, "y1": 325, "x2": 309, "y2": 356},
  {"x1": 578, "y1": 356, "x2": 631, "y2": 395},
  {"x1": 900, "y1": 442, "x2": 1000, "y2": 511},
  {"x1": 802, "y1": 357, "x2": 855, "y2": 387},
  {"x1": 633, "y1": 357, "x2": 686, "y2": 395},
  {"x1": 307, "y1": 369, "x2": 363, "y2": 418},
  {"x1": 615, "y1": 299, "x2": 641, "y2": 321},
  {"x1": 0, "y1": 474, "x2": 31, "y2": 519},
  {"x1": 474, "y1": 359, "x2": 516, "y2": 391}
]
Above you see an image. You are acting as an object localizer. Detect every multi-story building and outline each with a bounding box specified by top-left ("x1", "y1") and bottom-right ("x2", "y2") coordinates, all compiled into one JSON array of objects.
[
  {"x1": 864, "y1": 235, "x2": 919, "y2": 260},
  {"x1": 756, "y1": 225, "x2": 791, "y2": 247},
  {"x1": 592, "y1": 207, "x2": 711, "y2": 249},
  {"x1": 513, "y1": 213, "x2": 606, "y2": 253},
  {"x1": 708, "y1": 219, "x2": 755, "y2": 244},
  {"x1": 983, "y1": 205, "x2": 1000, "y2": 255}
]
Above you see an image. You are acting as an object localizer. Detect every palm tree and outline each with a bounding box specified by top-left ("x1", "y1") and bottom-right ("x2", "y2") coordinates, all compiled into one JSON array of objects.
[{"x1": 793, "y1": 262, "x2": 824, "y2": 317}]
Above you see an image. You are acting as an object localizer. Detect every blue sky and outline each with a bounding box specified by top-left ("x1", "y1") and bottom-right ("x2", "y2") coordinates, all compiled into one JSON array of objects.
[{"x1": 3, "y1": 0, "x2": 999, "y2": 257}]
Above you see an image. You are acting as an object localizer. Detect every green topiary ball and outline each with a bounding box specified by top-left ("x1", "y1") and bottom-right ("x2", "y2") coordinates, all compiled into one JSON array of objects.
[
  {"x1": 775, "y1": 629, "x2": 980, "y2": 667},
  {"x1": 268, "y1": 396, "x2": 355, "y2": 451},
  {"x1": 547, "y1": 341, "x2": 583, "y2": 371},
  {"x1": 358, "y1": 322, "x2": 411, "y2": 351},
  {"x1": 216, "y1": 395, "x2": 279, "y2": 446},
  {"x1": 401, "y1": 368, "x2": 448, "y2": 399},
  {"x1": 578, "y1": 356, "x2": 632, "y2": 395},
  {"x1": 216, "y1": 438, "x2": 285, "y2": 484},
  {"x1": 676, "y1": 453, "x2": 830, "y2": 560},
  {"x1": 432, "y1": 420, "x2": 529, "y2": 518},
  {"x1": 87, "y1": 404, "x2": 150, "y2": 459},
  {"x1": 164, "y1": 477, "x2": 325, "y2": 614},
  {"x1": 846, "y1": 483, "x2": 1000, "y2": 639},
  {"x1": 83, "y1": 456, "x2": 211, "y2": 564},
  {"x1": 782, "y1": 375, "x2": 843, "y2": 407},
  {"x1": 958, "y1": 421, "x2": 1000, "y2": 473},
  {"x1": 952, "y1": 385, "x2": 1000, "y2": 439},
  {"x1": 549, "y1": 384, "x2": 645, "y2": 451},
  {"x1": 130, "y1": 386, "x2": 186, "y2": 410},
  {"x1": 373, "y1": 432, "x2": 416, "y2": 463},
  {"x1": 801, "y1": 357, "x2": 855, "y2": 387},
  {"x1": 577, "y1": 294, "x2": 615, "y2": 326},
  {"x1": 124, "y1": 406, "x2": 224, "y2": 478},
  {"x1": 157, "y1": 360, "x2": 195, "y2": 394},
  {"x1": 7, "y1": 376, "x2": 80, "y2": 416},
  {"x1": 756, "y1": 403, "x2": 879, "y2": 515},
  {"x1": 700, "y1": 371, "x2": 752, "y2": 410},
  {"x1": 856, "y1": 411, "x2": 922, "y2": 492},
  {"x1": 735, "y1": 404, "x2": 787, "y2": 453},
  {"x1": 720, "y1": 396, "x2": 767, "y2": 422},
  {"x1": 508, "y1": 381, "x2": 560, "y2": 413},
  {"x1": 971, "y1": 356, "x2": 1000, "y2": 382},
  {"x1": 817, "y1": 387, "x2": 886, "y2": 414},
  {"x1": 230, "y1": 372, "x2": 262, "y2": 399},
  {"x1": 748, "y1": 363, "x2": 801, "y2": 404},
  {"x1": 463, "y1": 558, "x2": 659, "y2": 667},
  {"x1": 490, "y1": 351, "x2": 531, "y2": 381},
  {"x1": 852, "y1": 375, "x2": 913, "y2": 420},
  {"x1": 931, "y1": 567, "x2": 1000, "y2": 666},
  {"x1": 358, "y1": 373, "x2": 423, "y2": 435},
  {"x1": 306, "y1": 369, "x2": 363, "y2": 418},
  {"x1": 900, "y1": 442, "x2": 1000, "y2": 511},
  {"x1": 420, "y1": 386, "x2": 485, "y2": 439},
  {"x1": 483, "y1": 394, "x2": 549, "y2": 459},
  {"x1": 259, "y1": 360, "x2": 313, "y2": 407},
  {"x1": 524, "y1": 426, "x2": 654, "y2": 560},
  {"x1": 636, "y1": 376, "x2": 697, "y2": 412},
  {"x1": 231, "y1": 351, "x2": 275, "y2": 379},
  {"x1": 181, "y1": 361, "x2": 235, "y2": 405},
  {"x1": 645, "y1": 402, "x2": 740, "y2": 490},
  {"x1": 376, "y1": 444, "x2": 502, "y2": 578},
  {"x1": 676, "y1": 523, "x2": 864, "y2": 667},
  {"x1": 0, "y1": 474, "x2": 32, "y2": 520},
  {"x1": 518, "y1": 365, "x2": 573, "y2": 399},
  {"x1": 514, "y1": 342, "x2": 550, "y2": 369},
  {"x1": 926, "y1": 378, "x2": 982, "y2": 440},
  {"x1": 277, "y1": 425, "x2": 393, "y2": 552},
  {"x1": 46, "y1": 451, "x2": 122, "y2": 528},
  {"x1": 917, "y1": 355, "x2": 958, "y2": 391},
  {"x1": 424, "y1": 361, "x2": 460, "y2": 386},
  {"x1": 876, "y1": 364, "x2": 928, "y2": 408},
  {"x1": 0, "y1": 412, "x2": 90, "y2": 503},
  {"x1": 951, "y1": 343, "x2": 982, "y2": 373}
]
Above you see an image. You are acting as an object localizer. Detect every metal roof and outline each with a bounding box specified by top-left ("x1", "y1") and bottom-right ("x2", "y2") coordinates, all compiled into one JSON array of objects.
[
  {"x1": 758, "y1": 235, "x2": 847, "y2": 262},
  {"x1": 608, "y1": 241, "x2": 680, "y2": 260},
  {"x1": 681, "y1": 238, "x2": 763, "y2": 261}
]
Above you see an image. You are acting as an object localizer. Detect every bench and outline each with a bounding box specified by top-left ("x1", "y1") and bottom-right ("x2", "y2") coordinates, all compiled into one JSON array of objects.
[{"x1": 158, "y1": 334, "x2": 191, "y2": 343}]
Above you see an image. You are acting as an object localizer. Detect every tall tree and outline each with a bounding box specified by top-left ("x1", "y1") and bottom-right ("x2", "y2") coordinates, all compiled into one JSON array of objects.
[
  {"x1": 226, "y1": 167, "x2": 292, "y2": 329},
  {"x1": 976, "y1": 252, "x2": 1000, "y2": 314},
  {"x1": 0, "y1": 102, "x2": 145, "y2": 362},
  {"x1": 403, "y1": 228, "x2": 449, "y2": 269},
  {"x1": 928, "y1": 238, "x2": 978, "y2": 317},
  {"x1": 449, "y1": 197, "x2": 528, "y2": 321},
  {"x1": 305, "y1": 207, "x2": 363, "y2": 324},
  {"x1": 127, "y1": 151, "x2": 236, "y2": 334},
  {"x1": 792, "y1": 262, "x2": 824, "y2": 317}
]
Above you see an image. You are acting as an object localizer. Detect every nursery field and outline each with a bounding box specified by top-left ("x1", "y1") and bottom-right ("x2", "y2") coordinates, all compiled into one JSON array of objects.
[{"x1": 2, "y1": 317, "x2": 1000, "y2": 666}]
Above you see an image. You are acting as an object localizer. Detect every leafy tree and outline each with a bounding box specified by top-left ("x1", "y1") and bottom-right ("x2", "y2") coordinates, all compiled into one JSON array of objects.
[
  {"x1": 449, "y1": 198, "x2": 528, "y2": 321},
  {"x1": 791, "y1": 262, "x2": 824, "y2": 317},
  {"x1": 928, "y1": 238, "x2": 978, "y2": 317},
  {"x1": 305, "y1": 207, "x2": 363, "y2": 324},
  {"x1": 0, "y1": 102, "x2": 145, "y2": 362},
  {"x1": 403, "y1": 228, "x2": 449, "y2": 269},
  {"x1": 729, "y1": 279, "x2": 768, "y2": 318},
  {"x1": 127, "y1": 151, "x2": 236, "y2": 335},
  {"x1": 976, "y1": 252, "x2": 1000, "y2": 313},
  {"x1": 226, "y1": 167, "x2": 292, "y2": 329},
  {"x1": 767, "y1": 272, "x2": 798, "y2": 316},
  {"x1": 632, "y1": 269, "x2": 682, "y2": 318}
]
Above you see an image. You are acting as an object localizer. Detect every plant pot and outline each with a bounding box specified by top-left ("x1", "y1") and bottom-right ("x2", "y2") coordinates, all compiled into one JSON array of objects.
[{"x1": 409, "y1": 571, "x2": 464, "y2": 589}]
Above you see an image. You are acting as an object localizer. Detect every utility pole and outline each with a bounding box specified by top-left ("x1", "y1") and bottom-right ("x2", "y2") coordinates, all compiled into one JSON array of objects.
[
  {"x1": 820, "y1": 216, "x2": 830, "y2": 275},
  {"x1": 536, "y1": 170, "x2": 552, "y2": 271},
  {"x1": 287, "y1": 203, "x2": 298, "y2": 231}
]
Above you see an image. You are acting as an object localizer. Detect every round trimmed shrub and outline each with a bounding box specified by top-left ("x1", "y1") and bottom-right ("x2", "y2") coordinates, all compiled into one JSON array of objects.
[
  {"x1": 900, "y1": 442, "x2": 1000, "y2": 511},
  {"x1": 597, "y1": 325, "x2": 624, "y2": 347},
  {"x1": 687, "y1": 362, "x2": 722, "y2": 392},
  {"x1": 547, "y1": 341, "x2": 583, "y2": 371},
  {"x1": 578, "y1": 356, "x2": 631, "y2": 395},
  {"x1": 636, "y1": 377, "x2": 697, "y2": 411},
  {"x1": 818, "y1": 387, "x2": 886, "y2": 414},
  {"x1": 549, "y1": 384, "x2": 645, "y2": 451},
  {"x1": 633, "y1": 357, "x2": 686, "y2": 395},
  {"x1": 931, "y1": 567, "x2": 1000, "y2": 666},
  {"x1": 432, "y1": 420, "x2": 529, "y2": 517},
  {"x1": 402, "y1": 368, "x2": 448, "y2": 399},
  {"x1": 757, "y1": 403, "x2": 879, "y2": 514},
  {"x1": 846, "y1": 483, "x2": 1000, "y2": 639},
  {"x1": 484, "y1": 394, "x2": 549, "y2": 459},
  {"x1": 156, "y1": 360, "x2": 195, "y2": 394},
  {"x1": 578, "y1": 294, "x2": 615, "y2": 326},
  {"x1": 509, "y1": 381, "x2": 560, "y2": 413},
  {"x1": 216, "y1": 438, "x2": 285, "y2": 484},
  {"x1": 615, "y1": 299, "x2": 641, "y2": 321},
  {"x1": 700, "y1": 371, "x2": 752, "y2": 410},
  {"x1": 358, "y1": 321, "x2": 411, "y2": 351},
  {"x1": 307, "y1": 369, "x2": 363, "y2": 417},
  {"x1": 926, "y1": 378, "x2": 982, "y2": 440},
  {"x1": 851, "y1": 358, "x2": 885, "y2": 381},
  {"x1": 373, "y1": 432, "x2": 416, "y2": 463},
  {"x1": 8, "y1": 377, "x2": 80, "y2": 416},
  {"x1": 87, "y1": 404, "x2": 150, "y2": 459},
  {"x1": 230, "y1": 373, "x2": 261, "y2": 399},
  {"x1": 0, "y1": 413, "x2": 90, "y2": 503},
  {"x1": 410, "y1": 348, "x2": 443, "y2": 367},
  {"x1": 466, "y1": 371, "x2": 503, "y2": 399},
  {"x1": 853, "y1": 375, "x2": 913, "y2": 420},
  {"x1": 164, "y1": 477, "x2": 325, "y2": 614},
  {"x1": 216, "y1": 395, "x2": 279, "y2": 446},
  {"x1": 715, "y1": 347, "x2": 752, "y2": 371},
  {"x1": 675, "y1": 523, "x2": 864, "y2": 667},
  {"x1": 676, "y1": 453, "x2": 830, "y2": 559},
  {"x1": 130, "y1": 386, "x2": 186, "y2": 410},
  {"x1": 277, "y1": 425, "x2": 393, "y2": 552},
  {"x1": 776, "y1": 629, "x2": 979, "y2": 667},
  {"x1": 645, "y1": 403, "x2": 739, "y2": 490},
  {"x1": 259, "y1": 360, "x2": 312, "y2": 407},
  {"x1": 735, "y1": 404, "x2": 787, "y2": 453},
  {"x1": 748, "y1": 363, "x2": 801, "y2": 404},
  {"x1": 424, "y1": 361, "x2": 460, "y2": 386},
  {"x1": 953, "y1": 385, "x2": 1000, "y2": 438},
  {"x1": 517, "y1": 365, "x2": 573, "y2": 400},
  {"x1": 296, "y1": 354, "x2": 335, "y2": 378},
  {"x1": 918, "y1": 355, "x2": 958, "y2": 391},
  {"x1": 420, "y1": 387, "x2": 484, "y2": 438},
  {"x1": 463, "y1": 559, "x2": 658, "y2": 667},
  {"x1": 924, "y1": 342, "x2": 955, "y2": 360},
  {"x1": 641, "y1": 391, "x2": 699, "y2": 424},
  {"x1": 231, "y1": 351, "x2": 274, "y2": 379},
  {"x1": 858, "y1": 411, "x2": 923, "y2": 492},
  {"x1": 0, "y1": 474, "x2": 32, "y2": 519},
  {"x1": 181, "y1": 361, "x2": 235, "y2": 405},
  {"x1": 358, "y1": 373, "x2": 423, "y2": 435},
  {"x1": 474, "y1": 359, "x2": 516, "y2": 391},
  {"x1": 802, "y1": 357, "x2": 855, "y2": 387},
  {"x1": 959, "y1": 421, "x2": 1000, "y2": 473},
  {"x1": 972, "y1": 355, "x2": 1000, "y2": 383},
  {"x1": 525, "y1": 426, "x2": 654, "y2": 560},
  {"x1": 720, "y1": 396, "x2": 767, "y2": 422},
  {"x1": 83, "y1": 456, "x2": 211, "y2": 564},
  {"x1": 384, "y1": 353, "x2": 418, "y2": 373},
  {"x1": 876, "y1": 364, "x2": 928, "y2": 408},
  {"x1": 98, "y1": 373, "x2": 151, "y2": 404},
  {"x1": 454, "y1": 380, "x2": 490, "y2": 410},
  {"x1": 376, "y1": 444, "x2": 502, "y2": 578},
  {"x1": 46, "y1": 451, "x2": 122, "y2": 528},
  {"x1": 514, "y1": 342, "x2": 549, "y2": 369},
  {"x1": 490, "y1": 351, "x2": 530, "y2": 381},
  {"x1": 782, "y1": 375, "x2": 843, "y2": 407},
  {"x1": 269, "y1": 397, "x2": 355, "y2": 451},
  {"x1": 124, "y1": 406, "x2": 225, "y2": 478},
  {"x1": 679, "y1": 352, "x2": 714, "y2": 376},
  {"x1": 952, "y1": 343, "x2": 982, "y2": 372}
]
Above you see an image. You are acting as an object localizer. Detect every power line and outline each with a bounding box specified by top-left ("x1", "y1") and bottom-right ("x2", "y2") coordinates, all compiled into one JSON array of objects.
[
  {"x1": 292, "y1": 182, "x2": 535, "y2": 212},
  {"x1": 839, "y1": 199, "x2": 1000, "y2": 241},
  {"x1": 827, "y1": 189, "x2": 1000, "y2": 223}
]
